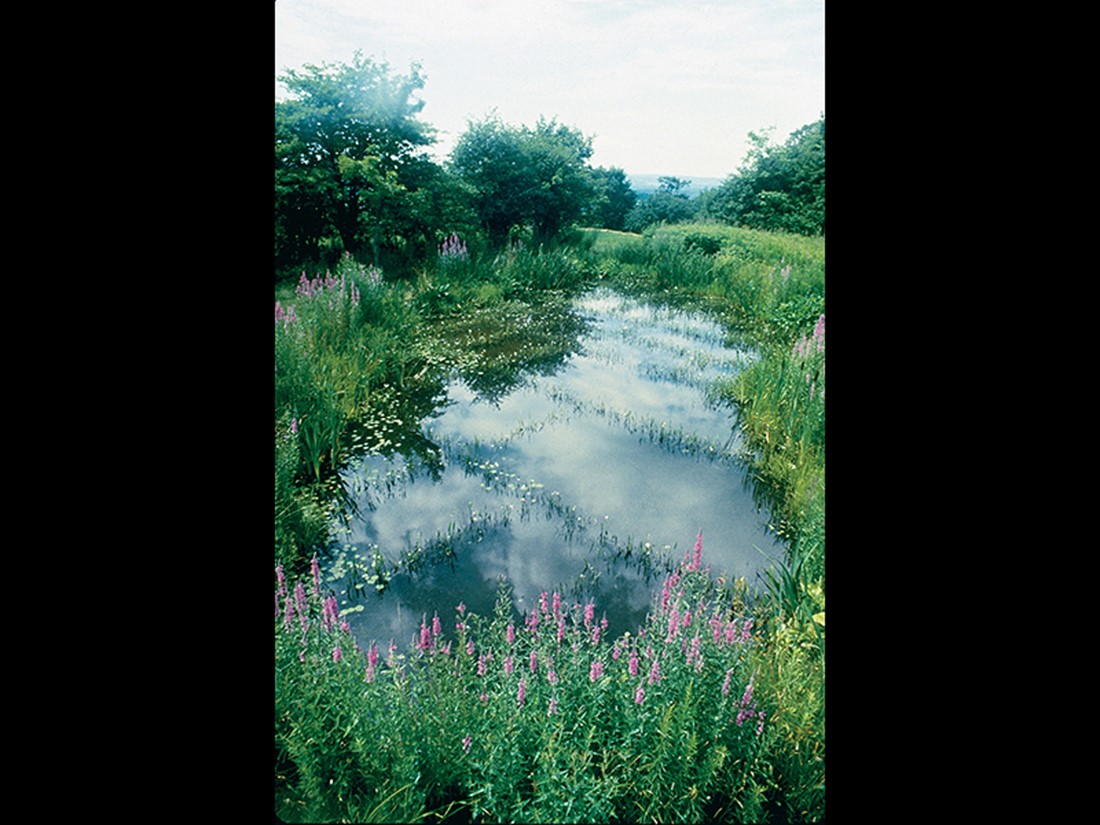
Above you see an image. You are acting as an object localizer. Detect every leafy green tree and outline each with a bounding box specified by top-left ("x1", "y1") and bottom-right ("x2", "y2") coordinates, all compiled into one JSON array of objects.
[
  {"x1": 583, "y1": 166, "x2": 636, "y2": 230},
  {"x1": 451, "y1": 116, "x2": 596, "y2": 245},
  {"x1": 275, "y1": 51, "x2": 436, "y2": 270},
  {"x1": 708, "y1": 118, "x2": 824, "y2": 236},
  {"x1": 623, "y1": 178, "x2": 697, "y2": 232}
]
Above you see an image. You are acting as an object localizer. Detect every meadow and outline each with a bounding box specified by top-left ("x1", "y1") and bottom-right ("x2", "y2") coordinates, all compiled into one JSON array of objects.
[{"x1": 274, "y1": 224, "x2": 825, "y2": 822}]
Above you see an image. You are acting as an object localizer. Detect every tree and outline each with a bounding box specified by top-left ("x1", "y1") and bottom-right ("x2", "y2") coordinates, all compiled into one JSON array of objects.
[
  {"x1": 707, "y1": 117, "x2": 824, "y2": 235},
  {"x1": 275, "y1": 51, "x2": 436, "y2": 268},
  {"x1": 623, "y1": 177, "x2": 697, "y2": 232},
  {"x1": 584, "y1": 167, "x2": 637, "y2": 231},
  {"x1": 450, "y1": 115, "x2": 596, "y2": 245}
]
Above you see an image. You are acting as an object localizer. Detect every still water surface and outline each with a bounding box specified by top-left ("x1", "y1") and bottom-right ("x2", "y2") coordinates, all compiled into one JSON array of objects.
[{"x1": 328, "y1": 287, "x2": 784, "y2": 652}]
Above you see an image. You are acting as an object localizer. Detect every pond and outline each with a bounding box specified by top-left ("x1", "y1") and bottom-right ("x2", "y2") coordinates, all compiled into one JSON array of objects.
[{"x1": 324, "y1": 286, "x2": 785, "y2": 654}]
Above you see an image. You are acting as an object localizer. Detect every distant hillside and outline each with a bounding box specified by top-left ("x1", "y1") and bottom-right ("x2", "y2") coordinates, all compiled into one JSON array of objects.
[{"x1": 625, "y1": 173, "x2": 726, "y2": 197}]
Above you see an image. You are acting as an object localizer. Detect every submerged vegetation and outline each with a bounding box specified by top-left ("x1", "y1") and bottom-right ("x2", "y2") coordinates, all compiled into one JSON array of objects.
[{"x1": 275, "y1": 52, "x2": 823, "y2": 823}]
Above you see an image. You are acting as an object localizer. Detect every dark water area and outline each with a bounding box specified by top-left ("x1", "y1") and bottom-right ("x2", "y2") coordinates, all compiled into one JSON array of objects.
[{"x1": 325, "y1": 287, "x2": 785, "y2": 654}]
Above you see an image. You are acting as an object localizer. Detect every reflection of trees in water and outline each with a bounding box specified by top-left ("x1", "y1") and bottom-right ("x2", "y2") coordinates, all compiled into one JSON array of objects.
[{"x1": 440, "y1": 296, "x2": 591, "y2": 404}]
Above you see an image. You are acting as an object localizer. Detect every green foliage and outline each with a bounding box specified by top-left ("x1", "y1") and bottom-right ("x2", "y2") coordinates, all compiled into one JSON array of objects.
[
  {"x1": 450, "y1": 115, "x2": 597, "y2": 246},
  {"x1": 583, "y1": 166, "x2": 637, "y2": 230},
  {"x1": 274, "y1": 537, "x2": 791, "y2": 823},
  {"x1": 275, "y1": 51, "x2": 466, "y2": 276},
  {"x1": 706, "y1": 118, "x2": 825, "y2": 236}
]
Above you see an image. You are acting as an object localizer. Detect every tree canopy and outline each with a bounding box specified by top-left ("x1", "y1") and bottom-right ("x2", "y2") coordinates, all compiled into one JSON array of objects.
[
  {"x1": 706, "y1": 118, "x2": 825, "y2": 236},
  {"x1": 274, "y1": 53, "x2": 824, "y2": 281},
  {"x1": 275, "y1": 51, "x2": 440, "y2": 269},
  {"x1": 449, "y1": 116, "x2": 596, "y2": 245}
]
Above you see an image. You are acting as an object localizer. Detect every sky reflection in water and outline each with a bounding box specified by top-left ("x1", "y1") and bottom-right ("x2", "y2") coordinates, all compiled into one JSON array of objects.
[{"x1": 332, "y1": 288, "x2": 784, "y2": 652}]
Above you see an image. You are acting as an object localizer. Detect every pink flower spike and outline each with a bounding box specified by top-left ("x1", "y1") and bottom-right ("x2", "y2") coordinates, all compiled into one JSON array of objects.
[
  {"x1": 634, "y1": 685, "x2": 645, "y2": 705},
  {"x1": 462, "y1": 735, "x2": 472, "y2": 754}
]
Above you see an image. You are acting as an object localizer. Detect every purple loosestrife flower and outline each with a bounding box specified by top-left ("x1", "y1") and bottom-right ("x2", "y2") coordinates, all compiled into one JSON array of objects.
[
  {"x1": 710, "y1": 615, "x2": 723, "y2": 644},
  {"x1": 478, "y1": 654, "x2": 488, "y2": 676},
  {"x1": 322, "y1": 595, "x2": 338, "y2": 633},
  {"x1": 517, "y1": 677, "x2": 527, "y2": 707},
  {"x1": 688, "y1": 634, "x2": 702, "y2": 672},
  {"x1": 648, "y1": 657, "x2": 661, "y2": 685},
  {"x1": 310, "y1": 554, "x2": 321, "y2": 596},
  {"x1": 294, "y1": 583, "x2": 309, "y2": 632},
  {"x1": 548, "y1": 668, "x2": 559, "y2": 686},
  {"x1": 466, "y1": 640, "x2": 475, "y2": 657},
  {"x1": 725, "y1": 620, "x2": 737, "y2": 645},
  {"x1": 506, "y1": 624, "x2": 515, "y2": 645},
  {"x1": 432, "y1": 612, "x2": 442, "y2": 639},
  {"x1": 332, "y1": 645, "x2": 342, "y2": 662},
  {"x1": 590, "y1": 660, "x2": 604, "y2": 681},
  {"x1": 530, "y1": 651, "x2": 538, "y2": 674},
  {"x1": 635, "y1": 685, "x2": 646, "y2": 705},
  {"x1": 628, "y1": 649, "x2": 640, "y2": 678},
  {"x1": 539, "y1": 591, "x2": 549, "y2": 615},
  {"x1": 757, "y1": 711, "x2": 766, "y2": 736},
  {"x1": 462, "y1": 735, "x2": 472, "y2": 755},
  {"x1": 721, "y1": 669, "x2": 733, "y2": 696},
  {"x1": 275, "y1": 564, "x2": 286, "y2": 598},
  {"x1": 504, "y1": 655, "x2": 514, "y2": 675},
  {"x1": 548, "y1": 696, "x2": 559, "y2": 715},
  {"x1": 741, "y1": 618, "x2": 754, "y2": 643},
  {"x1": 584, "y1": 601, "x2": 595, "y2": 629},
  {"x1": 552, "y1": 591, "x2": 562, "y2": 620},
  {"x1": 692, "y1": 531, "x2": 703, "y2": 571},
  {"x1": 283, "y1": 594, "x2": 295, "y2": 632},
  {"x1": 667, "y1": 605, "x2": 680, "y2": 641}
]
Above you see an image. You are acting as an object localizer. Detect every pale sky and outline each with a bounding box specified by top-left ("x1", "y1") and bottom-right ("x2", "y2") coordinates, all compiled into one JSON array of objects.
[{"x1": 274, "y1": 0, "x2": 824, "y2": 181}]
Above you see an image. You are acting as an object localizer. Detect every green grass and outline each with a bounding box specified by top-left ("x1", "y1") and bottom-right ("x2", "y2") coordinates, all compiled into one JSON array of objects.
[
  {"x1": 276, "y1": 537, "x2": 779, "y2": 823},
  {"x1": 273, "y1": 224, "x2": 826, "y2": 821}
]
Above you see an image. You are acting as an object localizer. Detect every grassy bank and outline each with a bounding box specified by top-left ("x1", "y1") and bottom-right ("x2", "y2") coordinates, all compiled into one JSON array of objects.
[{"x1": 274, "y1": 225, "x2": 825, "y2": 821}]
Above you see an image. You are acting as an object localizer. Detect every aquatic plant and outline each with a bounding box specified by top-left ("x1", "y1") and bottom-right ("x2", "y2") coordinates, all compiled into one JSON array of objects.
[{"x1": 275, "y1": 534, "x2": 780, "y2": 823}]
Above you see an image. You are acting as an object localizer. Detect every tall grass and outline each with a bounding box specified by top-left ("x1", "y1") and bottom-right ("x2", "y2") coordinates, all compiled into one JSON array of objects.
[
  {"x1": 274, "y1": 226, "x2": 826, "y2": 821},
  {"x1": 275, "y1": 535, "x2": 783, "y2": 823},
  {"x1": 275, "y1": 254, "x2": 426, "y2": 567}
]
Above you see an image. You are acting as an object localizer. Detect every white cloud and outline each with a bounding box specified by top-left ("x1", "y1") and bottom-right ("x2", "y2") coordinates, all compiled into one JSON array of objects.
[{"x1": 275, "y1": 0, "x2": 824, "y2": 178}]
